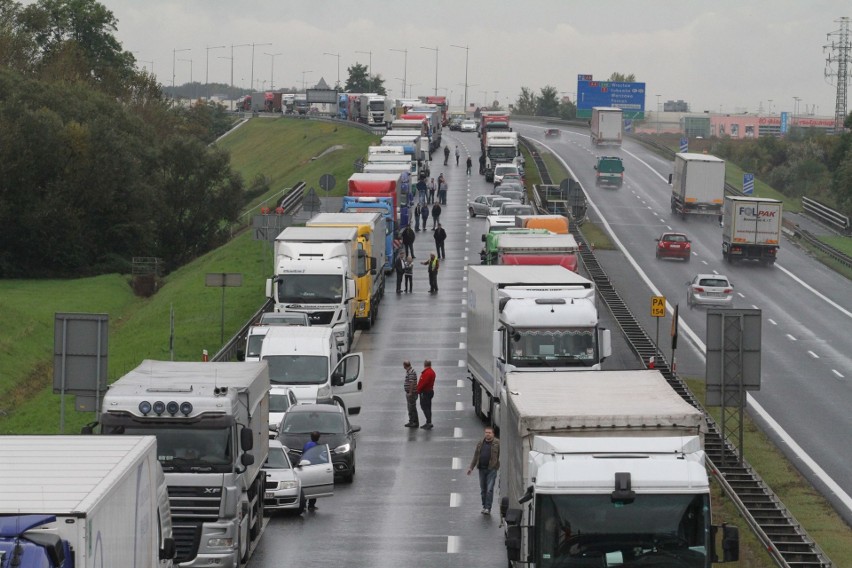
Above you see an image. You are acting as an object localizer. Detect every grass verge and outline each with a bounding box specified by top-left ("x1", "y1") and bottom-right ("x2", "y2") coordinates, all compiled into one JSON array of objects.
[
  {"x1": 0, "y1": 119, "x2": 376, "y2": 435},
  {"x1": 685, "y1": 379, "x2": 852, "y2": 566},
  {"x1": 820, "y1": 235, "x2": 852, "y2": 257}
]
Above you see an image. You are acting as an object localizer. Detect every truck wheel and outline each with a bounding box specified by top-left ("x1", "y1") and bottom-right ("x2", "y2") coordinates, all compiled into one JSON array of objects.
[{"x1": 250, "y1": 481, "x2": 263, "y2": 540}]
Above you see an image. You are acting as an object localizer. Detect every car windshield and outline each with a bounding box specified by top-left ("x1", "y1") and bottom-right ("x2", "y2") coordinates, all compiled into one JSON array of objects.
[
  {"x1": 496, "y1": 166, "x2": 519, "y2": 176},
  {"x1": 508, "y1": 328, "x2": 599, "y2": 367},
  {"x1": 265, "y1": 447, "x2": 292, "y2": 469},
  {"x1": 698, "y1": 278, "x2": 729, "y2": 287},
  {"x1": 277, "y1": 274, "x2": 343, "y2": 303},
  {"x1": 281, "y1": 411, "x2": 345, "y2": 434},
  {"x1": 263, "y1": 355, "x2": 329, "y2": 385},
  {"x1": 269, "y1": 393, "x2": 293, "y2": 412}
]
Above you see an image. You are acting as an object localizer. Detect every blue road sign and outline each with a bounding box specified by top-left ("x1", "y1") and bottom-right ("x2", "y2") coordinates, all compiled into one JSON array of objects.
[
  {"x1": 743, "y1": 173, "x2": 755, "y2": 195},
  {"x1": 576, "y1": 78, "x2": 646, "y2": 119},
  {"x1": 679, "y1": 137, "x2": 689, "y2": 153},
  {"x1": 780, "y1": 112, "x2": 789, "y2": 134},
  {"x1": 624, "y1": 119, "x2": 633, "y2": 133}
]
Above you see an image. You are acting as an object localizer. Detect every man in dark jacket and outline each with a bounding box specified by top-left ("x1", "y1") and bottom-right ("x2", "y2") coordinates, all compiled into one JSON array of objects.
[
  {"x1": 394, "y1": 253, "x2": 406, "y2": 293},
  {"x1": 434, "y1": 223, "x2": 447, "y2": 259},
  {"x1": 466, "y1": 427, "x2": 500, "y2": 514},
  {"x1": 401, "y1": 225, "x2": 416, "y2": 259},
  {"x1": 431, "y1": 202, "x2": 442, "y2": 230}
]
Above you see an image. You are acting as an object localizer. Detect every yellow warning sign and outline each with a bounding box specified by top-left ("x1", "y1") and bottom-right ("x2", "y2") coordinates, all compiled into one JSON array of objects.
[{"x1": 651, "y1": 296, "x2": 666, "y2": 318}]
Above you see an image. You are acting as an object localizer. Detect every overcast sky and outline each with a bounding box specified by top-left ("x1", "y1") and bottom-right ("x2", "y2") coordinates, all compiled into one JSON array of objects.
[{"x1": 98, "y1": 0, "x2": 847, "y2": 115}]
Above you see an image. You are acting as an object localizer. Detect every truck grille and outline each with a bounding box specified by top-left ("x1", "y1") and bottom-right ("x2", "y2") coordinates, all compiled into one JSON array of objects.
[
  {"x1": 168, "y1": 486, "x2": 222, "y2": 563},
  {"x1": 306, "y1": 311, "x2": 334, "y2": 325}
]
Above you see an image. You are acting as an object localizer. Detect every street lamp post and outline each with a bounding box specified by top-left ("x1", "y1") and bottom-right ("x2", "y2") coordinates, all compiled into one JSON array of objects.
[
  {"x1": 390, "y1": 48, "x2": 408, "y2": 97},
  {"x1": 205, "y1": 45, "x2": 225, "y2": 99},
  {"x1": 250, "y1": 43, "x2": 272, "y2": 95},
  {"x1": 140, "y1": 60, "x2": 154, "y2": 75},
  {"x1": 301, "y1": 70, "x2": 313, "y2": 92},
  {"x1": 229, "y1": 43, "x2": 250, "y2": 90},
  {"x1": 420, "y1": 46, "x2": 438, "y2": 96},
  {"x1": 323, "y1": 52, "x2": 341, "y2": 88},
  {"x1": 171, "y1": 47, "x2": 190, "y2": 91},
  {"x1": 656, "y1": 94, "x2": 661, "y2": 133},
  {"x1": 355, "y1": 50, "x2": 372, "y2": 86},
  {"x1": 450, "y1": 44, "x2": 469, "y2": 113},
  {"x1": 178, "y1": 58, "x2": 194, "y2": 99},
  {"x1": 265, "y1": 52, "x2": 282, "y2": 90}
]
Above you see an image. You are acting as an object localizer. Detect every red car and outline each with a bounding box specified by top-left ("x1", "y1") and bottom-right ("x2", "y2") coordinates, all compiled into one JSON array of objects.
[{"x1": 655, "y1": 232, "x2": 691, "y2": 261}]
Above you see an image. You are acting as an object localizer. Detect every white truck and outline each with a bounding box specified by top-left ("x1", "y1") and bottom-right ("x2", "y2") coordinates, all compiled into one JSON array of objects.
[
  {"x1": 466, "y1": 265, "x2": 612, "y2": 427},
  {"x1": 485, "y1": 131, "x2": 521, "y2": 174},
  {"x1": 359, "y1": 94, "x2": 393, "y2": 126},
  {"x1": 670, "y1": 152, "x2": 726, "y2": 219},
  {"x1": 0, "y1": 436, "x2": 175, "y2": 568},
  {"x1": 307, "y1": 212, "x2": 387, "y2": 329},
  {"x1": 259, "y1": 325, "x2": 365, "y2": 414},
  {"x1": 500, "y1": 371, "x2": 740, "y2": 568},
  {"x1": 590, "y1": 106, "x2": 623, "y2": 146},
  {"x1": 266, "y1": 226, "x2": 360, "y2": 351},
  {"x1": 722, "y1": 196, "x2": 783, "y2": 265},
  {"x1": 96, "y1": 361, "x2": 270, "y2": 568}
]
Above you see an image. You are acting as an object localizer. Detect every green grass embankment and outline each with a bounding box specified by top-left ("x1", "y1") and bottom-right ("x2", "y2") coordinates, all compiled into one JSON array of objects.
[{"x1": 0, "y1": 118, "x2": 377, "y2": 435}]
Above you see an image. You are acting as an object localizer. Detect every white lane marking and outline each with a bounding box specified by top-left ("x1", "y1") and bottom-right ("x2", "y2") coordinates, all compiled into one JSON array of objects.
[
  {"x1": 786, "y1": 334, "x2": 797, "y2": 341},
  {"x1": 464, "y1": 256, "x2": 468, "y2": 261},
  {"x1": 768, "y1": 318, "x2": 777, "y2": 325},
  {"x1": 751, "y1": 305, "x2": 759, "y2": 309},
  {"x1": 775, "y1": 263, "x2": 852, "y2": 320},
  {"x1": 460, "y1": 326, "x2": 466, "y2": 333},
  {"x1": 451, "y1": 457, "x2": 462, "y2": 469},
  {"x1": 533, "y1": 137, "x2": 852, "y2": 517},
  {"x1": 465, "y1": 246, "x2": 469, "y2": 252},
  {"x1": 450, "y1": 493, "x2": 461, "y2": 507},
  {"x1": 833, "y1": 369, "x2": 844, "y2": 378},
  {"x1": 461, "y1": 312, "x2": 467, "y2": 318},
  {"x1": 712, "y1": 269, "x2": 719, "y2": 275},
  {"x1": 666, "y1": 225, "x2": 672, "y2": 230},
  {"x1": 808, "y1": 351, "x2": 819, "y2": 359},
  {"x1": 458, "y1": 359, "x2": 465, "y2": 367},
  {"x1": 701, "y1": 260, "x2": 708, "y2": 265},
  {"x1": 461, "y1": 298, "x2": 467, "y2": 305},
  {"x1": 453, "y1": 427, "x2": 462, "y2": 438},
  {"x1": 447, "y1": 536, "x2": 460, "y2": 553},
  {"x1": 737, "y1": 292, "x2": 745, "y2": 298},
  {"x1": 456, "y1": 379, "x2": 465, "y2": 388},
  {"x1": 459, "y1": 342, "x2": 466, "y2": 349},
  {"x1": 455, "y1": 401, "x2": 464, "y2": 411},
  {"x1": 463, "y1": 276, "x2": 467, "y2": 281}
]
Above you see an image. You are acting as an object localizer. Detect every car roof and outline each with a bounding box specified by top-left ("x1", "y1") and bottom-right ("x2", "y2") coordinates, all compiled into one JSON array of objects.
[{"x1": 695, "y1": 273, "x2": 729, "y2": 281}]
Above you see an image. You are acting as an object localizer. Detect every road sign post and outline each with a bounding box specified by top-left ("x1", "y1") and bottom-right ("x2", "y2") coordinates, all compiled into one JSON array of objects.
[
  {"x1": 651, "y1": 295, "x2": 666, "y2": 357},
  {"x1": 743, "y1": 173, "x2": 755, "y2": 195},
  {"x1": 205, "y1": 273, "x2": 243, "y2": 345}
]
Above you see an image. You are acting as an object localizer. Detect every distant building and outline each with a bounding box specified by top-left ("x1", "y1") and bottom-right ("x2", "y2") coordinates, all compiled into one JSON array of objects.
[{"x1": 664, "y1": 100, "x2": 689, "y2": 112}]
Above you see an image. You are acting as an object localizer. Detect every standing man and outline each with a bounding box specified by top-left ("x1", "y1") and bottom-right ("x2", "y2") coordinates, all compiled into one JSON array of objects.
[
  {"x1": 414, "y1": 202, "x2": 422, "y2": 232},
  {"x1": 466, "y1": 427, "x2": 500, "y2": 514},
  {"x1": 428, "y1": 177, "x2": 437, "y2": 204},
  {"x1": 443, "y1": 144, "x2": 450, "y2": 165},
  {"x1": 434, "y1": 223, "x2": 447, "y2": 259},
  {"x1": 403, "y1": 255, "x2": 414, "y2": 293},
  {"x1": 302, "y1": 431, "x2": 322, "y2": 510},
  {"x1": 455, "y1": 145, "x2": 460, "y2": 165},
  {"x1": 403, "y1": 360, "x2": 419, "y2": 428},
  {"x1": 420, "y1": 201, "x2": 429, "y2": 232},
  {"x1": 422, "y1": 253, "x2": 440, "y2": 293},
  {"x1": 401, "y1": 224, "x2": 416, "y2": 259},
  {"x1": 431, "y1": 202, "x2": 442, "y2": 230},
  {"x1": 394, "y1": 252, "x2": 406, "y2": 293},
  {"x1": 438, "y1": 175, "x2": 448, "y2": 205},
  {"x1": 466, "y1": 155, "x2": 473, "y2": 175},
  {"x1": 416, "y1": 360, "x2": 436, "y2": 429},
  {"x1": 416, "y1": 176, "x2": 428, "y2": 204}
]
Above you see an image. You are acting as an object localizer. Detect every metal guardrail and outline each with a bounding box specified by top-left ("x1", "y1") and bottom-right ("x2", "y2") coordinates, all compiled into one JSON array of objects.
[
  {"x1": 802, "y1": 196, "x2": 851, "y2": 234},
  {"x1": 528, "y1": 142, "x2": 833, "y2": 568},
  {"x1": 279, "y1": 181, "x2": 306, "y2": 215},
  {"x1": 211, "y1": 299, "x2": 273, "y2": 362}
]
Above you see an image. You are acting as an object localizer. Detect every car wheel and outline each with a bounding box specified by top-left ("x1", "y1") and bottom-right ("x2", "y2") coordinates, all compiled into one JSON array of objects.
[
  {"x1": 469, "y1": 207, "x2": 476, "y2": 218},
  {"x1": 655, "y1": 251, "x2": 661, "y2": 259},
  {"x1": 685, "y1": 254, "x2": 691, "y2": 263},
  {"x1": 296, "y1": 491, "x2": 306, "y2": 515}
]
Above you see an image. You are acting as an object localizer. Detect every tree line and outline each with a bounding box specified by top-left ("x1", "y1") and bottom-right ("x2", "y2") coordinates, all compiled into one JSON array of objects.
[{"x1": 0, "y1": 0, "x2": 254, "y2": 278}]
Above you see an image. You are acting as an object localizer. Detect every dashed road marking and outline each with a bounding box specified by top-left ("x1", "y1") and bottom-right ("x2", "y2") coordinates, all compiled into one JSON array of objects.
[
  {"x1": 737, "y1": 292, "x2": 745, "y2": 298},
  {"x1": 455, "y1": 401, "x2": 464, "y2": 411},
  {"x1": 832, "y1": 369, "x2": 844, "y2": 378},
  {"x1": 458, "y1": 359, "x2": 466, "y2": 367},
  {"x1": 453, "y1": 427, "x2": 462, "y2": 438},
  {"x1": 786, "y1": 334, "x2": 797, "y2": 341},
  {"x1": 459, "y1": 342, "x2": 466, "y2": 349},
  {"x1": 460, "y1": 326, "x2": 466, "y2": 333},
  {"x1": 768, "y1": 318, "x2": 777, "y2": 325},
  {"x1": 456, "y1": 379, "x2": 465, "y2": 388},
  {"x1": 450, "y1": 493, "x2": 461, "y2": 507},
  {"x1": 808, "y1": 351, "x2": 819, "y2": 359},
  {"x1": 451, "y1": 457, "x2": 462, "y2": 469},
  {"x1": 447, "y1": 536, "x2": 460, "y2": 553}
]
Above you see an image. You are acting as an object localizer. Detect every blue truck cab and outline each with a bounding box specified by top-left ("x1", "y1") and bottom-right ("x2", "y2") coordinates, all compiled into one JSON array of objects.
[{"x1": 341, "y1": 195, "x2": 396, "y2": 273}]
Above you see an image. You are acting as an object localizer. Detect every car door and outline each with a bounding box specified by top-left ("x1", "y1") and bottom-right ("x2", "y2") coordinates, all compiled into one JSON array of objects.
[
  {"x1": 472, "y1": 196, "x2": 486, "y2": 216},
  {"x1": 330, "y1": 352, "x2": 364, "y2": 414},
  {"x1": 295, "y1": 444, "x2": 334, "y2": 498}
]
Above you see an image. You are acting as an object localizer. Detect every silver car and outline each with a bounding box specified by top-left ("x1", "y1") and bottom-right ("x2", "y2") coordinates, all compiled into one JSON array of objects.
[
  {"x1": 460, "y1": 119, "x2": 477, "y2": 132},
  {"x1": 469, "y1": 194, "x2": 512, "y2": 217},
  {"x1": 499, "y1": 203, "x2": 534, "y2": 216},
  {"x1": 686, "y1": 274, "x2": 734, "y2": 307},
  {"x1": 496, "y1": 190, "x2": 525, "y2": 204},
  {"x1": 263, "y1": 440, "x2": 334, "y2": 514}
]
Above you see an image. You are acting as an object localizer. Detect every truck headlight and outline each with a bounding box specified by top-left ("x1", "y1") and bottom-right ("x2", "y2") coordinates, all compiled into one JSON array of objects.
[
  {"x1": 207, "y1": 537, "x2": 234, "y2": 548},
  {"x1": 316, "y1": 384, "x2": 331, "y2": 400},
  {"x1": 333, "y1": 443, "x2": 351, "y2": 454}
]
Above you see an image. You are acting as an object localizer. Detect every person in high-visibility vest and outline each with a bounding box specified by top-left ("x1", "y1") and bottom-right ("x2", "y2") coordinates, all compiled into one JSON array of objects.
[{"x1": 422, "y1": 253, "x2": 440, "y2": 293}]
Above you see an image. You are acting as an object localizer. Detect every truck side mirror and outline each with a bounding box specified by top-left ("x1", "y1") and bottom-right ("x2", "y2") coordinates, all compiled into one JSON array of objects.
[
  {"x1": 331, "y1": 370, "x2": 345, "y2": 387},
  {"x1": 492, "y1": 330, "x2": 502, "y2": 359},
  {"x1": 160, "y1": 537, "x2": 176, "y2": 560},
  {"x1": 236, "y1": 349, "x2": 246, "y2": 362},
  {"x1": 240, "y1": 426, "x2": 254, "y2": 451},
  {"x1": 481, "y1": 234, "x2": 486, "y2": 242},
  {"x1": 241, "y1": 453, "x2": 255, "y2": 467},
  {"x1": 668, "y1": 173, "x2": 673, "y2": 184},
  {"x1": 346, "y1": 279, "x2": 356, "y2": 301},
  {"x1": 599, "y1": 329, "x2": 612, "y2": 360},
  {"x1": 265, "y1": 278, "x2": 274, "y2": 299},
  {"x1": 722, "y1": 525, "x2": 739, "y2": 562}
]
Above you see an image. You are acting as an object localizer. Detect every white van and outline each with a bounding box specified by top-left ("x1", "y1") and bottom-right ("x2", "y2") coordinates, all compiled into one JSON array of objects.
[{"x1": 260, "y1": 326, "x2": 364, "y2": 415}]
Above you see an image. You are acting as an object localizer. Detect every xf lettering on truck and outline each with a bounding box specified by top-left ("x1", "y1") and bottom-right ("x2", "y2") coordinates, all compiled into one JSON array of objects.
[{"x1": 739, "y1": 207, "x2": 777, "y2": 218}]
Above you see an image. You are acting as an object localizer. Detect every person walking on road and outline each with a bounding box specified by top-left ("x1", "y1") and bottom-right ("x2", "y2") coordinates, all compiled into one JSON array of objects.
[
  {"x1": 394, "y1": 253, "x2": 406, "y2": 293},
  {"x1": 401, "y1": 225, "x2": 415, "y2": 259},
  {"x1": 414, "y1": 203, "x2": 422, "y2": 231},
  {"x1": 455, "y1": 145, "x2": 460, "y2": 165},
  {"x1": 416, "y1": 177, "x2": 428, "y2": 204},
  {"x1": 431, "y1": 202, "x2": 442, "y2": 230},
  {"x1": 403, "y1": 360, "x2": 419, "y2": 428},
  {"x1": 479, "y1": 154, "x2": 486, "y2": 175},
  {"x1": 302, "y1": 431, "x2": 322, "y2": 510},
  {"x1": 434, "y1": 223, "x2": 447, "y2": 259},
  {"x1": 403, "y1": 255, "x2": 414, "y2": 292},
  {"x1": 466, "y1": 156, "x2": 473, "y2": 175},
  {"x1": 443, "y1": 145, "x2": 450, "y2": 165},
  {"x1": 438, "y1": 175, "x2": 448, "y2": 205},
  {"x1": 416, "y1": 360, "x2": 436, "y2": 429},
  {"x1": 420, "y1": 202, "x2": 429, "y2": 232},
  {"x1": 428, "y1": 177, "x2": 437, "y2": 204},
  {"x1": 422, "y1": 253, "x2": 440, "y2": 293},
  {"x1": 467, "y1": 427, "x2": 500, "y2": 514}
]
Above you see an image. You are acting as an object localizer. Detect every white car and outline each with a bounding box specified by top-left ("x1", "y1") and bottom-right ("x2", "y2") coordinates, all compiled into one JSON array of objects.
[
  {"x1": 263, "y1": 440, "x2": 303, "y2": 513},
  {"x1": 460, "y1": 120, "x2": 477, "y2": 132},
  {"x1": 469, "y1": 195, "x2": 513, "y2": 217},
  {"x1": 268, "y1": 386, "x2": 299, "y2": 438},
  {"x1": 493, "y1": 164, "x2": 520, "y2": 185},
  {"x1": 686, "y1": 274, "x2": 734, "y2": 307}
]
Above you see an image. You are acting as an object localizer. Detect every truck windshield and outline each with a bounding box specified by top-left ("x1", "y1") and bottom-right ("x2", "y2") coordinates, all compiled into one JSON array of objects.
[
  {"x1": 369, "y1": 101, "x2": 384, "y2": 111},
  {"x1": 277, "y1": 274, "x2": 343, "y2": 303},
  {"x1": 536, "y1": 493, "x2": 709, "y2": 567},
  {"x1": 508, "y1": 328, "x2": 598, "y2": 367},
  {"x1": 488, "y1": 147, "x2": 517, "y2": 160},
  {"x1": 263, "y1": 355, "x2": 329, "y2": 385},
  {"x1": 113, "y1": 425, "x2": 233, "y2": 473}
]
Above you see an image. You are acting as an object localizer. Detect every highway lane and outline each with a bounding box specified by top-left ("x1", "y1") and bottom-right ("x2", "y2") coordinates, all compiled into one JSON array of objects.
[{"x1": 515, "y1": 122, "x2": 852, "y2": 521}]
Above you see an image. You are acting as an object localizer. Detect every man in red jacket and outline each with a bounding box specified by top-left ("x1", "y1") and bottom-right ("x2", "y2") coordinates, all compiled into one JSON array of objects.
[{"x1": 416, "y1": 360, "x2": 436, "y2": 429}]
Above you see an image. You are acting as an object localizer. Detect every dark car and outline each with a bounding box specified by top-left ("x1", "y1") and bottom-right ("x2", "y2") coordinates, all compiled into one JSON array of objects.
[
  {"x1": 655, "y1": 232, "x2": 691, "y2": 261},
  {"x1": 545, "y1": 128, "x2": 560, "y2": 138},
  {"x1": 277, "y1": 404, "x2": 361, "y2": 482}
]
